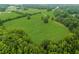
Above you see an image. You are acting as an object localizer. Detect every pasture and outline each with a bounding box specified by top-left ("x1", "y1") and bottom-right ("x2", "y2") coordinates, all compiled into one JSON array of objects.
[{"x1": 1, "y1": 8, "x2": 70, "y2": 44}]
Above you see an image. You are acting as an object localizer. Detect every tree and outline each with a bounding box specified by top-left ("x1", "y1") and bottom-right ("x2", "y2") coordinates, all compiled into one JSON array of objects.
[
  {"x1": 43, "y1": 16, "x2": 49, "y2": 24},
  {"x1": 41, "y1": 39, "x2": 52, "y2": 53},
  {"x1": 27, "y1": 15, "x2": 31, "y2": 20},
  {"x1": 47, "y1": 43, "x2": 59, "y2": 54},
  {"x1": 51, "y1": 17, "x2": 54, "y2": 20},
  {"x1": 0, "y1": 29, "x2": 33, "y2": 54}
]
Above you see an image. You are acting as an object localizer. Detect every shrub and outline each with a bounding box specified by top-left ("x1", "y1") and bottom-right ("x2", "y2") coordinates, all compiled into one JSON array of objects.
[{"x1": 27, "y1": 15, "x2": 31, "y2": 20}]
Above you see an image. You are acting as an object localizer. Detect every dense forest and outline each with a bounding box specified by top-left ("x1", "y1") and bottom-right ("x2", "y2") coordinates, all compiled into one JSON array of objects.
[{"x1": 0, "y1": 4, "x2": 79, "y2": 54}]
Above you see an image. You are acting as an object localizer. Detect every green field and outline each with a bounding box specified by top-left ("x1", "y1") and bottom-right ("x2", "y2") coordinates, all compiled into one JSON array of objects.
[
  {"x1": 1, "y1": 4, "x2": 79, "y2": 54},
  {"x1": 2, "y1": 9, "x2": 70, "y2": 44},
  {"x1": 0, "y1": 12, "x2": 21, "y2": 21}
]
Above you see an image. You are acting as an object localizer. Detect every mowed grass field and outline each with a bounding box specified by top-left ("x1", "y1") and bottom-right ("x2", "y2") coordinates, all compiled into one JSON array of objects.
[{"x1": 2, "y1": 9, "x2": 70, "y2": 45}]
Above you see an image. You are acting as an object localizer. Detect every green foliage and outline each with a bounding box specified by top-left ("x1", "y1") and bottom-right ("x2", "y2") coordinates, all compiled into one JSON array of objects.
[
  {"x1": 27, "y1": 15, "x2": 31, "y2": 20},
  {"x1": 0, "y1": 29, "x2": 40, "y2": 54},
  {"x1": 41, "y1": 39, "x2": 51, "y2": 53},
  {"x1": 55, "y1": 8, "x2": 79, "y2": 32},
  {"x1": 1, "y1": 6, "x2": 79, "y2": 54},
  {"x1": 43, "y1": 18, "x2": 48, "y2": 23},
  {"x1": 43, "y1": 16, "x2": 49, "y2": 23},
  {"x1": 51, "y1": 17, "x2": 54, "y2": 20}
]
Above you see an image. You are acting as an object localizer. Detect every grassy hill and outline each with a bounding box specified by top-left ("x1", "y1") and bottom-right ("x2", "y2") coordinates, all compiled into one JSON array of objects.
[
  {"x1": 3, "y1": 11, "x2": 70, "y2": 44},
  {"x1": 1, "y1": 4, "x2": 79, "y2": 54}
]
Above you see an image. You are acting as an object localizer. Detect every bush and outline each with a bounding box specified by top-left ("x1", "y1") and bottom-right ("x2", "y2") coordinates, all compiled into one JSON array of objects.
[
  {"x1": 27, "y1": 15, "x2": 31, "y2": 20},
  {"x1": 43, "y1": 16, "x2": 49, "y2": 23}
]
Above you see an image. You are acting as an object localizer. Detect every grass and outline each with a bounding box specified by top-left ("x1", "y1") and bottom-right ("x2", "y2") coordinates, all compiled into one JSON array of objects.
[
  {"x1": 3, "y1": 11, "x2": 70, "y2": 45},
  {"x1": 0, "y1": 12, "x2": 20, "y2": 21}
]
